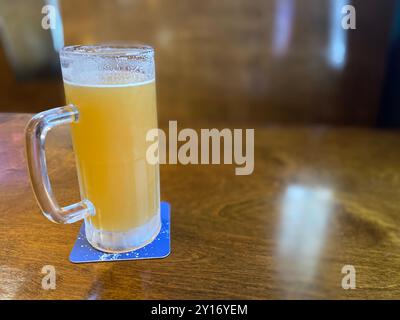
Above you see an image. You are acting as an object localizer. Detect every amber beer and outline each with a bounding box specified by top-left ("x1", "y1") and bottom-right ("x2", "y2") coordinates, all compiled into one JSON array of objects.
[
  {"x1": 64, "y1": 80, "x2": 160, "y2": 240},
  {"x1": 25, "y1": 45, "x2": 161, "y2": 253}
]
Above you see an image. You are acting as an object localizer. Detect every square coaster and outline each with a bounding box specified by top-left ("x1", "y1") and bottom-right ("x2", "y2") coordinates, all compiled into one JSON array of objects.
[{"x1": 69, "y1": 202, "x2": 171, "y2": 263}]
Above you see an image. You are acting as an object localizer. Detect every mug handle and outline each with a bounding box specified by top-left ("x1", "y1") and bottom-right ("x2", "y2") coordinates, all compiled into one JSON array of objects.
[{"x1": 25, "y1": 105, "x2": 95, "y2": 224}]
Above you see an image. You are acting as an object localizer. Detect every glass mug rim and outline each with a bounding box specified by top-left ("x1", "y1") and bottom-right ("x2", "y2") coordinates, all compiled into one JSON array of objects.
[{"x1": 60, "y1": 43, "x2": 154, "y2": 58}]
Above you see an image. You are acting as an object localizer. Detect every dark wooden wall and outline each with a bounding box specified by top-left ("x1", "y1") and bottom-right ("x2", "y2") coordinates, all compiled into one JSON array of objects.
[{"x1": 0, "y1": 0, "x2": 396, "y2": 126}]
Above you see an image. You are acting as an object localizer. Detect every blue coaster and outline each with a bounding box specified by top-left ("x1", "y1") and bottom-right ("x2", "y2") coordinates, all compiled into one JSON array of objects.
[{"x1": 69, "y1": 202, "x2": 171, "y2": 263}]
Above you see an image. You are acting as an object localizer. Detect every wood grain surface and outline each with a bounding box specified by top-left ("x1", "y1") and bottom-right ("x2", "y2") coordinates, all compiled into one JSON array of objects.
[{"x1": 1, "y1": 113, "x2": 400, "y2": 299}]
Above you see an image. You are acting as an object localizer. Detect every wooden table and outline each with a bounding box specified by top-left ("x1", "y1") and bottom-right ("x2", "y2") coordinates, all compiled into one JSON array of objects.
[{"x1": 1, "y1": 113, "x2": 400, "y2": 299}]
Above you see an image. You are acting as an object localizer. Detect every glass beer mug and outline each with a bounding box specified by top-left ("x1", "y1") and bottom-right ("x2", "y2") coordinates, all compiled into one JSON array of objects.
[{"x1": 25, "y1": 45, "x2": 161, "y2": 253}]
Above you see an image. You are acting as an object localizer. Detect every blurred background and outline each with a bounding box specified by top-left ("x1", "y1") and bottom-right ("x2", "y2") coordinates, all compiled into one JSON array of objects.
[{"x1": 0, "y1": 0, "x2": 399, "y2": 127}]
